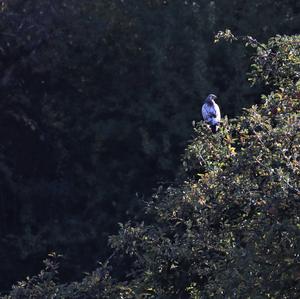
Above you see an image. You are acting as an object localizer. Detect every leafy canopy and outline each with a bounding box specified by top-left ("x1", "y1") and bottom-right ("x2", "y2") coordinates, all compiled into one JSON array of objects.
[{"x1": 4, "y1": 32, "x2": 300, "y2": 298}]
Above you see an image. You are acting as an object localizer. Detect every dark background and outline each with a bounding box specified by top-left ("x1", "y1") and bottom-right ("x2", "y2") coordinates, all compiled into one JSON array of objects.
[{"x1": 0, "y1": 0, "x2": 299, "y2": 292}]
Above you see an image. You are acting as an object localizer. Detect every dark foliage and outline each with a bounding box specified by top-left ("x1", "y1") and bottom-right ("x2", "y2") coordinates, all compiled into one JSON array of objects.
[
  {"x1": 4, "y1": 31, "x2": 300, "y2": 299},
  {"x1": 0, "y1": 0, "x2": 299, "y2": 293}
]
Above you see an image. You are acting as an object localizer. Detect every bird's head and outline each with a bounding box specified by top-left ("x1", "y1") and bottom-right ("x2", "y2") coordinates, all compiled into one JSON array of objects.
[{"x1": 205, "y1": 94, "x2": 217, "y2": 105}]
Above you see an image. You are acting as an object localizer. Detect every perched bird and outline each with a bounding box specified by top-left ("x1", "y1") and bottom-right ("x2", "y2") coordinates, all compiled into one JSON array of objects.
[{"x1": 201, "y1": 94, "x2": 221, "y2": 133}]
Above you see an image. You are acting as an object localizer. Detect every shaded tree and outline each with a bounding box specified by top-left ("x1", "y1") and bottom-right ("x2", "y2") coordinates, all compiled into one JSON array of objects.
[{"x1": 0, "y1": 0, "x2": 299, "y2": 291}]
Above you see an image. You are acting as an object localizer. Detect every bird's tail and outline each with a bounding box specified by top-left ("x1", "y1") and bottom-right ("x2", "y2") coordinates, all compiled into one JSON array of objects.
[{"x1": 210, "y1": 124, "x2": 218, "y2": 133}]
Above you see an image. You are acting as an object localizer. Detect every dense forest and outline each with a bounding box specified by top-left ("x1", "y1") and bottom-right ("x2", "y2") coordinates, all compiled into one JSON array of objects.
[
  {"x1": 0, "y1": 0, "x2": 299, "y2": 297},
  {"x1": 3, "y1": 31, "x2": 300, "y2": 299}
]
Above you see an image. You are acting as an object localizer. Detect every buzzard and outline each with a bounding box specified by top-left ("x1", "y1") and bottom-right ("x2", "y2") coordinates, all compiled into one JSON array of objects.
[{"x1": 202, "y1": 94, "x2": 221, "y2": 133}]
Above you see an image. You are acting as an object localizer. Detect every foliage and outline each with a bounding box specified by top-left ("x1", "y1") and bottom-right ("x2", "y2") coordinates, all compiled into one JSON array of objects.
[
  {"x1": 107, "y1": 34, "x2": 300, "y2": 298},
  {"x1": 2, "y1": 253, "x2": 119, "y2": 299},
  {"x1": 0, "y1": 0, "x2": 299, "y2": 292},
  {"x1": 4, "y1": 32, "x2": 300, "y2": 298}
]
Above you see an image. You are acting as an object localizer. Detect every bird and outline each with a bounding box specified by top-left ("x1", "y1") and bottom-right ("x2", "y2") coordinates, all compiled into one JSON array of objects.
[{"x1": 201, "y1": 94, "x2": 221, "y2": 133}]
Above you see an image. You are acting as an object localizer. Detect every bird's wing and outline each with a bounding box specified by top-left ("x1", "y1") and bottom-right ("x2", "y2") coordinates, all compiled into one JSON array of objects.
[
  {"x1": 202, "y1": 104, "x2": 210, "y2": 121},
  {"x1": 209, "y1": 111, "x2": 216, "y2": 118}
]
